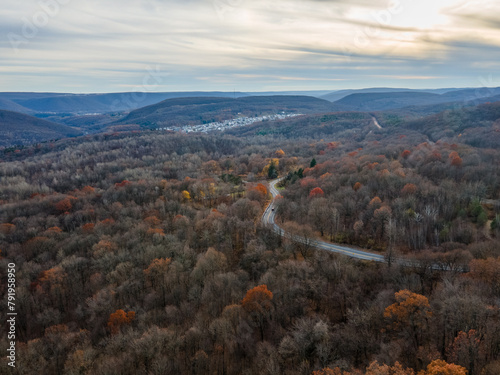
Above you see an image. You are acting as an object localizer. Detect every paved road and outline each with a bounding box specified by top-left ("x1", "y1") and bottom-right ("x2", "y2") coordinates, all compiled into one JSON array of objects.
[
  {"x1": 262, "y1": 179, "x2": 469, "y2": 272},
  {"x1": 262, "y1": 178, "x2": 385, "y2": 262},
  {"x1": 371, "y1": 116, "x2": 382, "y2": 129}
]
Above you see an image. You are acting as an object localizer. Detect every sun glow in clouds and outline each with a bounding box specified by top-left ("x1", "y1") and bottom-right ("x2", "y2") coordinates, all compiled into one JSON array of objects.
[
  {"x1": 389, "y1": 0, "x2": 457, "y2": 30},
  {"x1": 1, "y1": 0, "x2": 500, "y2": 91}
]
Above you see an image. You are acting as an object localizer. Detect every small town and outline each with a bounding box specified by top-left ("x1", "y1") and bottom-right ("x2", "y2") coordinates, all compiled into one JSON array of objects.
[{"x1": 159, "y1": 113, "x2": 302, "y2": 133}]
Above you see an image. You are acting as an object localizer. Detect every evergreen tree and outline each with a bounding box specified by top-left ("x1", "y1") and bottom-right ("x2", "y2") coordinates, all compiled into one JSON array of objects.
[{"x1": 268, "y1": 160, "x2": 278, "y2": 179}]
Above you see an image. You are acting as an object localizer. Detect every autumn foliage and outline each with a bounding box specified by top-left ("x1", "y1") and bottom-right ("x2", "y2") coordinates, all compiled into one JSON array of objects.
[
  {"x1": 384, "y1": 290, "x2": 432, "y2": 330},
  {"x1": 147, "y1": 228, "x2": 165, "y2": 236},
  {"x1": 420, "y1": 359, "x2": 467, "y2": 375},
  {"x1": 107, "y1": 309, "x2": 136, "y2": 334},
  {"x1": 353, "y1": 182, "x2": 362, "y2": 191},
  {"x1": 81, "y1": 185, "x2": 96, "y2": 194},
  {"x1": 401, "y1": 183, "x2": 418, "y2": 195},
  {"x1": 114, "y1": 180, "x2": 131, "y2": 188},
  {"x1": 3, "y1": 112, "x2": 500, "y2": 374},
  {"x1": 365, "y1": 361, "x2": 416, "y2": 374},
  {"x1": 55, "y1": 197, "x2": 73, "y2": 212},
  {"x1": 447, "y1": 329, "x2": 482, "y2": 373},
  {"x1": 369, "y1": 196, "x2": 382, "y2": 208},
  {"x1": 468, "y1": 256, "x2": 500, "y2": 294},
  {"x1": 242, "y1": 284, "x2": 273, "y2": 314},
  {"x1": 449, "y1": 151, "x2": 463, "y2": 168},
  {"x1": 144, "y1": 257, "x2": 172, "y2": 287},
  {"x1": 401, "y1": 149, "x2": 411, "y2": 159},
  {"x1": 81, "y1": 223, "x2": 95, "y2": 233},
  {"x1": 275, "y1": 149, "x2": 285, "y2": 157},
  {"x1": 251, "y1": 183, "x2": 268, "y2": 196},
  {"x1": 46, "y1": 226, "x2": 63, "y2": 233},
  {"x1": 0, "y1": 223, "x2": 16, "y2": 234},
  {"x1": 309, "y1": 187, "x2": 325, "y2": 198}
]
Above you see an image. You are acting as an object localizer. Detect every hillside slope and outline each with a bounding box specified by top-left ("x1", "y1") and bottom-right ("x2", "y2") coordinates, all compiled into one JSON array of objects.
[
  {"x1": 320, "y1": 87, "x2": 455, "y2": 102},
  {"x1": 331, "y1": 88, "x2": 500, "y2": 111},
  {"x1": 334, "y1": 91, "x2": 443, "y2": 111},
  {"x1": 403, "y1": 101, "x2": 500, "y2": 147},
  {"x1": 0, "y1": 92, "x2": 249, "y2": 114},
  {"x1": 0, "y1": 110, "x2": 82, "y2": 147},
  {"x1": 116, "y1": 95, "x2": 335, "y2": 128},
  {"x1": 0, "y1": 98, "x2": 33, "y2": 113}
]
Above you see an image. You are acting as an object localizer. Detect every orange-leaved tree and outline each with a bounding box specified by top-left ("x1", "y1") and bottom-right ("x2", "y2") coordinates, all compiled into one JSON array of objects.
[
  {"x1": 309, "y1": 187, "x2": 324, "y2": 198},
  {"x1": 368, "y1": 196, "x2": 382, "y2": 208},
  {"x1": 401, "y1": 183, "x2": 418, "y2": 195},
  {"x1": 384, "y1": 290, "x2": 432, "y2": 349},
  {"x1": 401, "y1": 150, "x2": 411, "y2": 159},
  {"x1": 447, "y1": 329, "x2": 482, "y2": 374},
  {"x1": 275, "y1": 149, "x2": 285, "y2": 157},
  {"x1": 242, "y1": 285, "x2": 273, "y2": 341},
  {"x1": 419, "y1": 359, "x2": 467, "y2": 375},
  {"x1": 0, "y1": 223, "x2": 16, "y2": 235},
  {"x1": 107, "y1": 309, "x2": 135, "y2": 335},
  {"x1": 366, "y1": 360, "x2": 415, "y2": 374},
  {"x1": 55, "y1": 197, "x2": 73, "y2": 213}
]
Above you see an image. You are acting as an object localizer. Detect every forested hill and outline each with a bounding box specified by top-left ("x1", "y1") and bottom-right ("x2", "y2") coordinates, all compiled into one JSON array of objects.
[
  {"x1": 0, "y1": 92, "x2": 250, "y2": 114},
  {"x1": 116, "y1": 95, "x2": 335, "y2": 128},
  {"x1": 0, "y1": 110, "x2": 82, "y2": 147},
  {"x1": 332, "y1": 88, "x2": 500, "y2": 111},
  {"x1": 0, "y1": 98, "x2": 33, "y2": 114},
  {"x1": 334, "y1": 91, "x2": 442, "y2": 111},
  {"x1": 1, "y1": 118, "x2": 500, "y2": 374},
  {"x1": 226, "y1": 111, "x2": 375, "y2": 139},
  {"x1": 399, "y1": 101, "x2": 500, "y2": 147}
]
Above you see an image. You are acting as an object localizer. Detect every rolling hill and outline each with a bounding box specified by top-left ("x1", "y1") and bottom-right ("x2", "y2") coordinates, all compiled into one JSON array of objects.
[
  {"x1": 0, "y1": 110, "x2": 82, "y2": 147},
  {"x1": 225, "y1": 99, "x2": 500, "y2": 148},
  {"x1": 320, "y1": 87, "x2": 456, "y2": 102},
  {"x1": 402, "y1": 101, "x2": 500, "y2": 147},
  {"x1": 225, "y1": 111, "x2": 379, "y2": 140},
  {"x1": 115, "y1": 95, "x2": 335, "y2": 128},
  {"x1": 330, "y1": 88, "x2": 500, "y2": 112},
  {"x1": 3, "y1": 87, "x2": 499, "y2": 115},
  {"x1": 333, "y1": 91, "x2": 445, "y2": 111},
  {"x1": 0, "y1": 98, "x2": 33, "y2": 114},
  {"x1": 0, "y1": 92, "x2": 249, "y2": 114}
]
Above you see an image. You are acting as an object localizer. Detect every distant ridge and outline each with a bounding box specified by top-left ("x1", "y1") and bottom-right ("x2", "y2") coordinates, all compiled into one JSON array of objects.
[
  {"x1": 320, "y1": 87, "x2": 457, "y2": 102},
  {"x1": 2, "y1": 87, "x2": 500, "y2": 114},
  {"x1": 0, "y1": 98, "x2": 33, "y2": 114},
  {"x1": 0, "y1": 110, "x2": 82, "y2": 147},
  {"x1": 331, "y1": 88, "x2": 500, "y2": 111},
  {"x1": 334, "y1": 91, "x2": 442, "y2": 111},
  {"x1": 0, "y1": 92, "x2": 249, "y2": 114}
]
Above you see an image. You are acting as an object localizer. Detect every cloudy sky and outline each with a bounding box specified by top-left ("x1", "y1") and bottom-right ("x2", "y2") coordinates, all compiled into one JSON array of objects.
[{"x1": 1, "y1": 0, "x2": 500, "y2": 92}]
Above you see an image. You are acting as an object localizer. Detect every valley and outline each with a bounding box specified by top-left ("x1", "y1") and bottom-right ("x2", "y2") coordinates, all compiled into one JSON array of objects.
[{"x1": 1, "y1": 89, "x2": 500, "y2": 375}]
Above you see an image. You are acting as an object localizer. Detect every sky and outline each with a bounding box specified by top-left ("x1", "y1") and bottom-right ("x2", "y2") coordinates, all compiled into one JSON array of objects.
[{"x1": 1, "y1": 0, "x2": 500, "y2": 93}]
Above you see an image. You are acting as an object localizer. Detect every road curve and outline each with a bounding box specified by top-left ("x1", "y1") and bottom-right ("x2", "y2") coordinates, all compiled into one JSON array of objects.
[
  {"x1": 371, "y1": 116, "x2": 382, "y2": 129},
  {"x1": 262, "y1": 178, "x2": 385, "y2": 262}
]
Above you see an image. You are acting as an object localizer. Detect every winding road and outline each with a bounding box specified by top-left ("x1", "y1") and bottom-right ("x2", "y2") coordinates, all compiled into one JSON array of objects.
[
  {"x1": 371, "y1": 116, "x2": 382, "y2": 129},
  {"x1": 262, "y1": 178, "x2": 386, "y2": 262}
]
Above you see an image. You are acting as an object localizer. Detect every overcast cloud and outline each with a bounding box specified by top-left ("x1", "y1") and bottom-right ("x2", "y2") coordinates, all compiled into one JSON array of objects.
[{"x1": 1, "y1": 0, "x2": 499, "y2": 92}]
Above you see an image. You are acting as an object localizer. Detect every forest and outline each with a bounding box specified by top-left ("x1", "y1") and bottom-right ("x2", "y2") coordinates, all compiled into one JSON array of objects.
[{"x1": 1, "y1": 103, "x2": 500, "y2": 375}]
